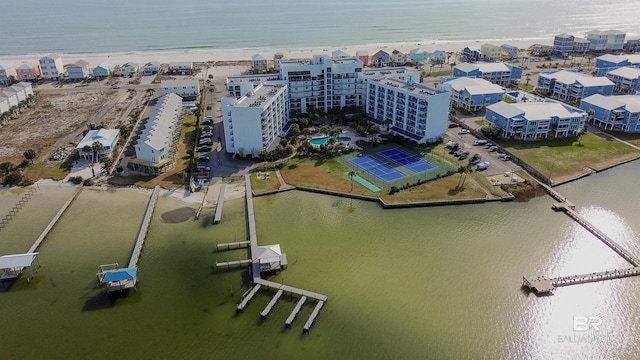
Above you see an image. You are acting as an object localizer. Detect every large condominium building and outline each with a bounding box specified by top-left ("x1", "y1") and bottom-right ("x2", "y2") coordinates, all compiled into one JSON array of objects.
[
  {"x1": 537, "y1": 70, "x2": 614, "y2": 101},
  {"x1": 365, "y1": 77, "x2": 451, "y2": 144},
  {"x1": 553, "y1": 34, "x2": 591, "y2": 55},
  {"x1": 221, "y1": 81, "x2": 288, "y2": 156},
  {"x1": 279, "y1": 55, "x2": 364, "y2": 113},
  {"x1": 586, "y1": 30, "x2": 626, "y2": 51},
  {"x1": 595, "y1": 54, "x2": 640, "y2": 76},
  {"x1": 486, "y1": 100, "x2": 587, "y2": 139},
  {"x1": 453, "y1": 62, "x2": 522, "y2": 85},
  {"x1": 580, "y1": 94, "x2": 640, "y2": 132},
  {"x1": 604, "y1": 67, "x2": 640, "y2": 94},
  {"x1": 130, "y1": 93, "x2": 183, "y2": 173},
  {"x1": 161, "y1": 78, "x2": 200, "y2": 100}
]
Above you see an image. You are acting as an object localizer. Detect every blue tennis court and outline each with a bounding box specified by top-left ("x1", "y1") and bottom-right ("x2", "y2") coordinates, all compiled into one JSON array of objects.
[
  {"x1": 349, "y1": 155, "x2": 406, "y2": 182},
  {"x1": 378, "y1": 148, "x2": 436, "y2": 173}
]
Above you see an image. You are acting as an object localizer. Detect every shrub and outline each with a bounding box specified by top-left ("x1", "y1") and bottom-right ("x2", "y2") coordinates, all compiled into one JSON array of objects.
[
  {"x1": 83, "y1": 178, "x2": 95, "y2": 186},
  {"x1": 3, "y1": 171, "x2": 23, "y2": 185},
  {"x1": 68, "y1": 176, "x2": 83, "y2": 184},
  {"x1": 287, "y1": 163, "x2": 298, "y2": 170}
]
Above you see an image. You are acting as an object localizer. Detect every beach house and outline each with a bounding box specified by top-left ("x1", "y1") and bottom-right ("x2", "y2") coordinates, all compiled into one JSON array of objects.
[
  {"x1": 129, "y1": 93, "x2": 182, "y2": 174},
  {"x1": 221, "y1": 81, "x2": 289, "y2": 156},
  {"x1": 624, "y1": 39, "x2": 640, "y2": 53},
  {"x1": 161, "y1": 78, "x2": 200, "y2": 100},
  {"x1": 481, "y1": 44, "x2": 503, "y2": 61},
  {"x1": 553, "y1": 34, "x2": 575, "y2": 55},
  {"x1": 370, "y1": 50, "x2": 390, "y2": 67},
  {"x1": 604, "y1": 67, "x2": 640, "y2": 94},
  {"x1": 15, "y1": 63, "x2": 41, "y2": 81},
  {"x1": 66, "y1": 60, "x2": 91, "y2": 81},
  {"x1": 251, "y1": 54, "x2": 268, "y2": 74},
  {"x1": 438, "y1": 77, "x2": 506, "y2": 112},
  {"x1": 500, "y1": 44, "x2": 519, "y2": 60},
  {"x1": 586, "y1": 30, "x2": 626, "y2": 51},
  {"x1": 453, "y1": 62, "x2": 522, "y2": 85},
  {"x1": 537, "y1": 70, "x2": 615, "y2": 101},
  {"x1": 120, "y1": 62, "x2": 139, "y2": 77},
  {"x1": 355, "y1": 50, "x2": 369, "y2": 66},
  {"x1": 0, "y1": 64, "x2": 17, "y2": 85},
  {"x1": 409, "y1": 49, "x2": 429, "y2": 63},
  {"x1": 595, "y1": 54, "x2": 640, "y2": 76},
  {"x1": 462, "y1": 47, "x2": 481, "y2": 62},
  {"x1": 580, "y1": 94, "x2": 640, "y2": 132},
  {"x1": 365, "y1": 76, "x2": 451, "y2": 144},
  {"x1": 39, "y1": 55, "x2": 64, "y2": 80},
  {"x1": 573, "y1": 38, "x2": 591, "y2": 54},
  {"x1": 76, "y1": 128, "x2": 120, "y2": 162},
  {"x1": 142, "y1": 62, "x2": 161, "y2": 76},
  {"x1": 430, "y1": 50, "x2": 446, "y2": 64},
  {"x1": 486, "y1": 100, "x2": 587, "y2": 139},
  {"x1": 93, "y1": 63, "x2": 114, "y2": 79},
  {"x1": 0, "y1": 82, "x2": 33, "y2": 114},
  {"x1": 168, "y1": 62, "x2": 193, "y2": 75},
  {"x1": 391, "y1": 50, "x2": 409, "y2": 65},
  {"x1": 332, "y1": 50, "x2": 351, "y2": 60}
]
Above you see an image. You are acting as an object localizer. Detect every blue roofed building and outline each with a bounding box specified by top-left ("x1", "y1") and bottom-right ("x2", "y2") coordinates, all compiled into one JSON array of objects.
[
  {"x1": 604, "y1": 67, "x2": 640, "y2": 94},
  {"x1": 409, "y1": 48, "x2": 429, "y2": 63},
  {"x1": 537, "y1": 70, "x2": 615, "y2": 101},
  {"x1": 438, "y1": 77, "x2": 505, "y2": 112},
  {"x1": 462, "y1": 47, "x2": 481, "y2": 62},
  {"x1": 594, "y1": 54, "x2": 640, "y2": 76},
  {"x1": 580, "y1": 94, "x2": 640, "y2": 132},
  {"x1": 486, "y1": 100, "x2": 587, "y2": 139},
  {"x1": 453, "y1": 62, "x2": 522, "y2": 85}
]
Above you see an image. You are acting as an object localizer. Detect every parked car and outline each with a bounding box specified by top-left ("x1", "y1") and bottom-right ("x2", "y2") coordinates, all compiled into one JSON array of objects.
[
  {"x1": 473, "y1": 140, "x2": 487, "y2": 146},
  {"x1": 199, "y1": 138, "x2": 213, "y2": 144},
  {"x1": 502, "y1": 155, "x2": 511, "y2": 161},
  {"x1": 448, "y1": 122, "x2": 459, "y2": 128},
  {"x1": 488, "y1": 146, "x2": 499, "y2": 152},
  {"x1": 196, "y1": 165, "x2": 211, "y2": 172},
  {"x1": 201, "y1": 119, "x2": 213, "y2": 125},
  {"x1": 476, "y1": 161, "x2": 490, "y2": 171},
  {"x1": 457, "y1": 150, "x2": 470, "y2": 158},
  {"x1": 200, "y1": 132, "x2": 213, "y2": 138},
  {"x1": 197, "y1": 145, "x2": 213, "y2": 152},
  {"x1": 458, "y1": 129, "x2": 470, "y2": 135},
  {"x1": 111, "y1": 85, "x2": 120, "y2": 89},
  {"x1": 198, "y1": 155, "x2": 210, "y2": 161},
  {"x1": 497, "y1": 152, "x2": 507, "y2": 158},
  {"x1": 459, "y1": 154, "x2": 469, "y2": 160},
  {"x1": 445, "y1": 141, "x2": 457, "y2": 149}
]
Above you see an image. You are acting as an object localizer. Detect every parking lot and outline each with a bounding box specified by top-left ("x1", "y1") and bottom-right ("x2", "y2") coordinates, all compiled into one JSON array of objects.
[{"x1": 445, "y1": 127, "x2": 523, "y2": 177}]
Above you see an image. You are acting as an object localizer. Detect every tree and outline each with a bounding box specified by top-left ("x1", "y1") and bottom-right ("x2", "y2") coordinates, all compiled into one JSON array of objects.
[
  {"x1": 146, "y1": 88, "x2": 155, "y2": 97},
  {"x1": 370, "y1": 125, "x2": 380, "y2": 134},
  {"x1": 480, "y1": 125, "x2": 502, "y2": 140},
  {"x1": 298, "y1": 117, "x2": 309, "y2": 129},
  {"x1": 289, "y1": 123, "x2": 301, "y2": 137},
  {"x1": 91, "y1": 141, "x2": 104, "y2": 163},
  {"x1": 100, "y1": 156, "x2": 114, "y2": 172},
  {"x1": 355, "y1": 125, "x2": 366, "y2": 136},
  {"x1": 0, "y1": 162, "x2": 12, "y2": 175},
  {"x1": 3, "y1": 171, "x2": 23, "y2": 185},
  {"x1": 23, "y1": 149, "x2": 36, "y2": 164}
]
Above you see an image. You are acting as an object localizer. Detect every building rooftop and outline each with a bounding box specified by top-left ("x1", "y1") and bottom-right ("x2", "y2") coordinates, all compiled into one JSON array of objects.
[
  {"x1": 442, "y1": 77, "x2": 505, "y2": 95},
  {"x1": 76, "y1": 128, "x2": 120, "y2": 150},
  {"x1": 372, "y1": 77, "x2": 442, "y2": 97},
  {"x1": 161, "y1": 78, "x2": 200, "y2": 88},
  {"x1": 235, "y1": 81, "x2": 286, "y2": 108},
  {"x1": 541, "y1": 70, "x2": 614, "y2": 87},
  {"x1": 606, "y1": 66, "x2": 640, "y2": 79},
  {"x1": 137, "y1": 93, "x2": 182, "y2": 152},
  {"x1": 582, "y1": 94, "x2": 640, "y2": 112},
  {"x1": 489, "y1": 101, "x2": 584, "y2": 121}
]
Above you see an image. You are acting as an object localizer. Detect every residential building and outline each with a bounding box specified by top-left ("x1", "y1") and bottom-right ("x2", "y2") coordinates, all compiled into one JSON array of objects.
[
  {"x1": 161, "y1": 78, "x2": 200, "y2": 100},
  {"x1": 391, "y1": 50, "x2": 409, "y2": 65},
  {"x1": 38, "y1": 54, "x2": 64, "y2": 80},
  {"x1": 0, "y1": 82, "x2": 32, "y2": 114},
  {"x1": 462, "y1": 47, "x2": 481, "y2": 62},
  {"x1": 279, "y1": 55, "x2": 364, "y2": 113},
  {"x1": 221, "y1": 81, "x2": 288, "y2": 156},
  {"x1": 604, "y1": 67, "x2": 640, "y2": 94},
  {"x1": 409, "y1": 48, "x2": 429, "y2": 63},
  {"x1": 365, "y1": 77, "x2": 451, "y2": 144},
  {"x1": 370, "y1": 50, "x2": 390, "y2": 67},
  {"x1": 430, "y1": 50, "x2": 446, "y2": 64},
  {"x1": 537, "y1": 70, "x2": 615, "y2": 101},
  {"x1": 554, "y1": 34, "x2": 575, "y2": 55},
  {"x1": 273, "y1": 52, "x2": 284, "y2": 71},
  {"x1": 9, "y1": 82, "x2": 33, "y2": 102},
  {"x1": 332, "y1": 50, "x2": 350, "y2": 60},
  {"x1": 453, "y1": 62, "x2": 522, "y2": 85},
  {"x1": 438, "y1": 77, "x2": 506, "y2": 112},
  {"x1": 0, "y1": 94, "x2": 10, "y2": 114},
  {"x1": 573, "y1": 37, "x2": 591, "y2": 54},
  {"x1": 0, "y1": 64, "x2": 17, "y2": 85},
  {"x1": 252, "y1": 54, "x2": 268, "y2": 74},
  {"x1": 66, "y1": 60, "x2": 90, "y2": 80},
  {"x1": 586, "y1": 29, "x2": 626, "y2": 51},
  {"x1": 486, "y1": 100, "x2": 587, "y2": 139},
  {"x1": 130, "y1": 93, "x2": 182, "y2": 173},
  {"x1": 76, "y1": 128, "x2": 120, "y2": 162},
  {"x1": 168, "y1": 62, "x2": 192, "y2": 75},
  {"x1": 226, "y1": 74, "x2": 280, "y2": 98},
  {"x1": 355, "y1": 50, "x2": 369, "y2": 66},
  {"x1": 142, "y1": 62, "x2": 161, "y2": 76},
  {"x1": 580, "y1": 94, "x2": 640, "y2": 132},
  {"x1": 624, "y1": 39, "x2": 640, "y2": 53},
  {"x1": 529, "y1": 44, "x2": 554, "y2": 57},
  {"x1": 595, "y1": 54, "x2": 640, "y2": 76},
  {"x1": 481, "y1": 44, "x2": 503, "y2": 61},
  {"x1": 93, "y1": 63, "x2": 114, "y2": 79},
  {"x1": 15, "y1": 63, "x2": 41, "y2": 81},
  {"x1": 120, "y1": 62, "x2": 139, "y2": 77},
  {"x1": 500, "y1": 44, "x2": 519, "y2": 60}
]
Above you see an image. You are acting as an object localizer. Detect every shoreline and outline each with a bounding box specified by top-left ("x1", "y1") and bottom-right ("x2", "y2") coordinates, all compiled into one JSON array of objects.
[{"x1": 0, "y1": 38, "x2": 553, "y2": 69}]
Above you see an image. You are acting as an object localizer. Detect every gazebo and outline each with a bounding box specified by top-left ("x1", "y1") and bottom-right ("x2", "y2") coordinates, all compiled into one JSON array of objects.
[
  {"x1": 0, "y1": 252, "x2": 40, "y2": 285},
  {"x1": 96, "y1": 263, "x2": 137, "y2": 293}
]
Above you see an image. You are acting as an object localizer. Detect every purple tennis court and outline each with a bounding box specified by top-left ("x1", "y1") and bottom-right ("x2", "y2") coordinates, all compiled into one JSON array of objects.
[
  {"x1": 349, "y1": 155, "x2": 406, "y2": 182},
  {"x1": 377, "y1": 148, "x2": 436, "y2": 173}
]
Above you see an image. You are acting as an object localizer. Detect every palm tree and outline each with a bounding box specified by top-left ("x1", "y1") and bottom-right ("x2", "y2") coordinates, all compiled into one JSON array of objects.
[{"x1": 91, "y1": 141, "x2": 104, "y2": 163}]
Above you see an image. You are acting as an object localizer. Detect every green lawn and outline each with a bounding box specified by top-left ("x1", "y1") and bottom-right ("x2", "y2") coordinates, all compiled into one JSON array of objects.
[
  {"x1": 249, "y1": 171, "x2": 281, "y2": 193},
  {"x1": 499, "y1": 132, "x2": 640, "y2": 183},
  {"x1": 602, "y1": 130, "x2": 640, "y2": 147}
]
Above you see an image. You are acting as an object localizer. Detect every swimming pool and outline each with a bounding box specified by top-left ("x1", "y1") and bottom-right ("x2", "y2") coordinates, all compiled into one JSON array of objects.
[{"x1": 310, "y1": 136, "x2": 352, "y2": 145}]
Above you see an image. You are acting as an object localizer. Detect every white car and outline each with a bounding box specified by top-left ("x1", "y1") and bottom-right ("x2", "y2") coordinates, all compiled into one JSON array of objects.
[
  {"x1": 458, "y1": 129, "x2": 470, "y2": 135},
  {"x1": 476, "y1": 161, "x2": 490, "y2": 171},
  {"x1": 111, "y1": 85, "x2": 120, "y2": 89}
]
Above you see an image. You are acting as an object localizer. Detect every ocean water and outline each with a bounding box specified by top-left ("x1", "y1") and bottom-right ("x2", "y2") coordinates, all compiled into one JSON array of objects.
[{"x1": 1, "y1": 0, "x2": 639, "y2": 57}]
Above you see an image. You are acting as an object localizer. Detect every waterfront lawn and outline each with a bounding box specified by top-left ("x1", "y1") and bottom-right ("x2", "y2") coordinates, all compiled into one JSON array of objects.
[
  {"x1": 499, "y1": 132, "x2": 640, "y2": 183},
  {"x1": 22, "y1": 157, "x2": 74, "y2": 181},
  {"x1": 250, "y1": 171, "x2": 281, "y2": 193},
  {"x1": 603, "y1": 130, "x2": 640, "y2": 147}
]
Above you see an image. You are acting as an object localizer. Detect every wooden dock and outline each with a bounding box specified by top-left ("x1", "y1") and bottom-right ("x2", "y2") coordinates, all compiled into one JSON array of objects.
[
  {"x1": 217, "y1": 241, "x2": 250, "y2": 251},
  {"x1": 213, "y1": 183, "x2": 226, "y2": 224},
  {"x1": 128, "y1": 186, "x2": 160, "y2": 268},
  {"x1": 260, "y1": 288, "x2": 283, "y2": 319},
  {"x1": 237, "y1": 283, "x2": 261, "y2": 311},
  {"x1": 28, "y1": 185, "x2": 82, "y2": 253},
  {"x1": 245, "y1": 176, "x2": 258, "y2": 260},
  {"x1": 303, "y1": 300, "x2": 325, "y2": 332},
  {"x1": 285, "y1": 296, "x2": 307, "y2": 327},
  {"x1": 256, "y1": 279, "x2": 328, "y2": 302},
  {"x1": 216, "y1": 259, "x2": 252, "y2": 269}
]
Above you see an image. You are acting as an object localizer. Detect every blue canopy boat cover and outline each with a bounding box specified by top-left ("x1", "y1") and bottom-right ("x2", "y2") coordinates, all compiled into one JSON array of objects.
[{"x1": 101, "y1": 267, "x2": 137, "y2": 283}]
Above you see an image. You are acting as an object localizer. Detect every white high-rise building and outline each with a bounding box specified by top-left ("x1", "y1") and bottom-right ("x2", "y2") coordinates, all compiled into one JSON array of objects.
[{"x1": 221, "y1": 81, "x2": 288, "y2": 156}]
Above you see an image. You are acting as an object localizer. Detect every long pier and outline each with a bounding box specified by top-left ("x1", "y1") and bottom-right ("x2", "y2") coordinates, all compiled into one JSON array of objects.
[
  {"x1": 227, "y1": 175, "x2": 327, "y2": 331},
  {"x1": 213, "y1": 183, "x2": 226, "y2": 224},
  {"x1": 216, "y1": 241, "x2": 250, "y2": 251},
  {"x1": 128, "y1": 186, "x2": 160, "y2": 268},
  {"x1": 28, "y1": 185, "x2": 82, "y2": 253},
  {"x1": 525, "y1": 185, "x2": 640, "y2": 295},
  {"x1": 215, "y1": 259, "x2": 252, "y2": 269}
]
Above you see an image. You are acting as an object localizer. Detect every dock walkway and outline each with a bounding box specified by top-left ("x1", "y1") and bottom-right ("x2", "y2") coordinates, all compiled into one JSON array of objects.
[
  {"x1": 260, "y1": 288, "x2": 283, "y2": 318},
  {"x1": 237, "y1": 284, "x2": 261, "y2": 311},
  {"x1": 213, "y1": 183, "x2": 226, "y2": 224},
  {"x1": 128, "y1": 186, "x2": 160, "y2": 268},
  {"x1": 217, "y1": 241, "x2": 250, "y2": 251},
  {"x1": 303, "y1": 300, "x2": 325, "y2": 332},
  {"x1": 285, "y1": 296, "x2": 307, "y2": 327}
]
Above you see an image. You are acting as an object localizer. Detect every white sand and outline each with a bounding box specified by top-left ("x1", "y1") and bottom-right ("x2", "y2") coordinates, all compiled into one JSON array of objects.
[{"x1": 0, "y1": 39, "x2": 552, "y2": 69}]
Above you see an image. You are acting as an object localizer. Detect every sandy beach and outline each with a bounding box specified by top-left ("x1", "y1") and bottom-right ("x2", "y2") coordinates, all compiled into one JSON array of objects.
[{"x1": 0, "y1": 39, "x2": 551, "y2": 69}]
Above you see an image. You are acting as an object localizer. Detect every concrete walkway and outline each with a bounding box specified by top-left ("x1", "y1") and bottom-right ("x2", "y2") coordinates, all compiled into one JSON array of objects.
[{"x1": 275, "y1": 170, "x2": 295, "y2": 191}]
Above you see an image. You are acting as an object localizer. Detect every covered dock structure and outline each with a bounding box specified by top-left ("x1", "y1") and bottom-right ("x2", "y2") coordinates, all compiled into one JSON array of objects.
[
  {"x1": 96, "y1": 263, "x2": 138, "y2": 292},
  {"x1": 0, "y1": 252, "x2": 40, "y2": 284}
]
